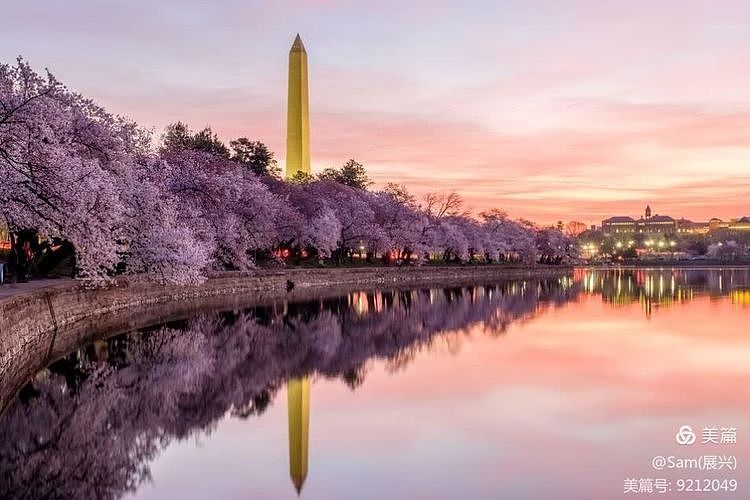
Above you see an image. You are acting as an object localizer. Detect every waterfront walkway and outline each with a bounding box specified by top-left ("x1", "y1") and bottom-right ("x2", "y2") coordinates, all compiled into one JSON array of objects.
[{"x1": 0, "y1": 278, "x2": 74, "y2": 301}]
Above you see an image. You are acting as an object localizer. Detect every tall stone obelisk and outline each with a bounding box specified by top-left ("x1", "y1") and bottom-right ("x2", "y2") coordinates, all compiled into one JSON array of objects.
[{"x1": 286, "y1": 34, "x2": 311, "y2": 178}]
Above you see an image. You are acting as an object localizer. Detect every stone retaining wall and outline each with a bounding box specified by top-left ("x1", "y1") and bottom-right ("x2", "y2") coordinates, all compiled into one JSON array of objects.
[{"x1": 0, "y1": 265, "x2": 570, "y2": 412}]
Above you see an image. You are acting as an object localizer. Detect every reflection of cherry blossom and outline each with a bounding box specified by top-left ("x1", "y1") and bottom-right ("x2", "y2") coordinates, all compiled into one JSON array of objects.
[{"x1": 0, "y1": 279, "x2": 578, "y2": 499}]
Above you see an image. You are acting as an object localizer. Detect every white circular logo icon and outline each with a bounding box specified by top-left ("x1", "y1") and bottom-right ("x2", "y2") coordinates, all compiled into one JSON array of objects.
[{"x1": 675, "y1": 425, "x2": 696, "y2": 445}]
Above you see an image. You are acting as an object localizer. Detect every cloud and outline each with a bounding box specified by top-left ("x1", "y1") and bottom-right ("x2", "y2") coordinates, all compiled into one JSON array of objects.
[
  {"x1": 2, "y1": 0, "x2": 750, "y2": 224},
  {"x1": 299, "y1": 100, "x2": 750, "y2": 222}
]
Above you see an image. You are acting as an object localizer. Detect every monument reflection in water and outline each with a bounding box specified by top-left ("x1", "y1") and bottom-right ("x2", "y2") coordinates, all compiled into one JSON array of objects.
[
  {"x1": 1, "y1": 268, "x2": 749, "y2": 499},
  {"x1": 288, "y1": 377, "x2": 310, "y2": 493}
]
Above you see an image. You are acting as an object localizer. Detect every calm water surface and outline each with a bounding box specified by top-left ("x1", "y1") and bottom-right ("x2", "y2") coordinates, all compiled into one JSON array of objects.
[{"x1": 1, "y1": 268, "x2": 749, "y2": 499}]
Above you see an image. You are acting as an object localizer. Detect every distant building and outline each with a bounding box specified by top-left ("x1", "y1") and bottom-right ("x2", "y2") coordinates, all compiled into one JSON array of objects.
[
  {"x1": 709, "y1": 218, "x2": 724, "y2": 232},
  {"x1": 601, "y1": 216, "x2": 638, "y2": 235},
  {"x1": 676, "y1": 218, "x2": 709, "y2": 234},
  {"x1": 601, "y1": 207, "x2": 750, "y2": 237},
  {"x1": 729, "y1": 216, "x2": 750, "y2": 231},
  {"x1": 707, "y1": 217, "x2": 750, "y2": 232},
  {"x1": 602, "y1": 206, "x2": 675, "y2": 236},
  {"x1": 641, "y1": 214, "x2": 676, "y2": 234}
]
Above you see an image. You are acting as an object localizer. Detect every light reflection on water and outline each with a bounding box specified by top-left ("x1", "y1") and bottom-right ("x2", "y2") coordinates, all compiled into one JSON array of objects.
[
  {"x1": 1, "y1": 268, "x2": 749, "y2": 499},
  {"x1": 578, "y1": 267, "x2": 750, "y2": 315}
]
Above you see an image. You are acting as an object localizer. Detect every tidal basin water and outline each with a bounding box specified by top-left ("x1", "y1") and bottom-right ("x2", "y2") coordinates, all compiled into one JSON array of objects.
[{"x1": 1, "y1": 268, "x2": 749, "y2": 499}]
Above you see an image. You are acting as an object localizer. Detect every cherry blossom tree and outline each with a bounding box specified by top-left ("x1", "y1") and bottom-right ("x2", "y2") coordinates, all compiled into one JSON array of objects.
[
  {"x1": 158, "y1": 150, "x2": 289, "y2": 270},
  {"x1": 263, "y1": 178, "x2": 341, "y2": 257},
  {"x1": 0, "y1": 58, "x2": 130, "y2": 283},
  {"x1": 306, "y1": 181, "x2": 382, "y2": 262},
  {"x1": 480, "y1": 209, "x2": 537, "y2": 264},
  {"x1": 370, "y1": 185, "x2": 427, "y2": 262},
  {"x1": 0, "y1": 60, "x2": 210, "y2": 284},
  {"x1": 535, "y1": 227, "x2": 578, "y2": 264},
  {"x1": 2, "y1": 57, "x2": 569, "y2": 284},
  {"x1": 707, "y1": 240, "x2": 746, "y2": 260}
]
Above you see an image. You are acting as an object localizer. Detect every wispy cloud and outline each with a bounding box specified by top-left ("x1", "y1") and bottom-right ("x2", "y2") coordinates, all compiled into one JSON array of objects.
[{"x1": 2, "y1": 0, "x2": 749, "y2": 223}]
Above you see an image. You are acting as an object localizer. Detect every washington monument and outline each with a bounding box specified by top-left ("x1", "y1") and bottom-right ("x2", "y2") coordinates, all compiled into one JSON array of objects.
[{"x1": 286, "y1": 34, "x2": 311, "y2": 178}]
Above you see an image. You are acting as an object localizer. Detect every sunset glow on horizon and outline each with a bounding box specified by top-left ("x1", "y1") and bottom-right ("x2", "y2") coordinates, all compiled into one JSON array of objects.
[{"x1": 4, "y1": 0, "x2": 750, "y2": 224}]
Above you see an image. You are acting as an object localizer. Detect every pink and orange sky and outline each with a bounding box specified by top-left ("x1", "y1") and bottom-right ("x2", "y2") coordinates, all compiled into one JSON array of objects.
[{"x1": 3, "y1": 0, "x2": 750, "y2": 224}]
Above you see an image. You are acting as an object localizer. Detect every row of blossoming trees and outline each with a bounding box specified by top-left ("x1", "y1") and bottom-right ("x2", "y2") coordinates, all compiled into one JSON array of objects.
[{"x1": 0, "y1": 59, "x2": 576, "y2": 285}]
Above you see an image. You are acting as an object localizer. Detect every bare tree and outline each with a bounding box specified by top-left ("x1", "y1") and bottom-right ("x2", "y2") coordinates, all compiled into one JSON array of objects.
[
  {"x1": 565, "y1": 221, "x2": 588, "y2": 237},
  {"x1": 423, "y1": 191, "x2": 470, "y2": 219}
]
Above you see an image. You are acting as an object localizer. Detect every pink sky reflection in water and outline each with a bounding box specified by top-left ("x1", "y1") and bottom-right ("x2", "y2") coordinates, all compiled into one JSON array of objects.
[{"x1": 133, "y1": 293, "x2": 750, "y2": 500}]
